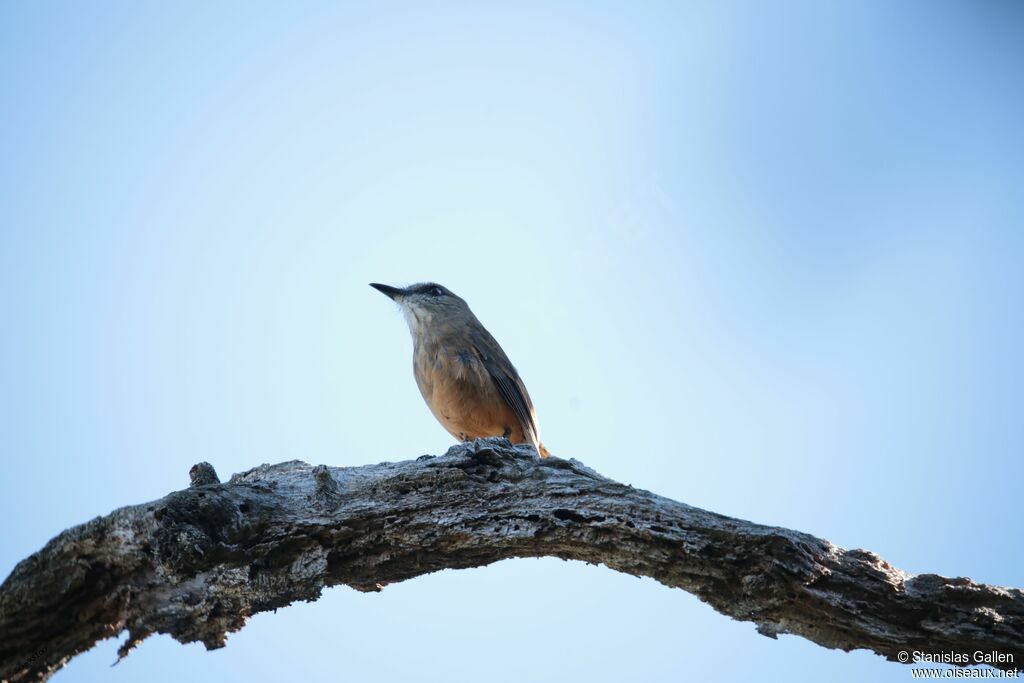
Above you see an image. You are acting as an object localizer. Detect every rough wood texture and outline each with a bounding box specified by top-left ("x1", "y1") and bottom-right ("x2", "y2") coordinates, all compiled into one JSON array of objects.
[{"x1": 1, "y1": 438, "x2": 1021, "y2": 681}]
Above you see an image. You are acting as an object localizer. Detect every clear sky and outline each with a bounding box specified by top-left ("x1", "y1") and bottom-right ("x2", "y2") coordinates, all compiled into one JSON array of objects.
[{"x1": 1, "y1": 1, "x2": 1022, "y2": 681}]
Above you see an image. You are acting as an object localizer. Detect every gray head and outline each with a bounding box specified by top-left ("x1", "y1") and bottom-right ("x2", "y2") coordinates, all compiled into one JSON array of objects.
[{"x1": 369, "y1": 282, "x2": 472, "y2": 333}]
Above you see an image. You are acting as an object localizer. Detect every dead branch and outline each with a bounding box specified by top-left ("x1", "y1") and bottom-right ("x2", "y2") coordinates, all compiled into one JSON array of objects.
[{"x1": 1, "y1": 438, "x2": 1021, "y2": 681}]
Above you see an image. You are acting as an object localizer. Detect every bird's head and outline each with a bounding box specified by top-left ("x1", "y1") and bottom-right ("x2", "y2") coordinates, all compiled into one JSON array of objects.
[{"x1": 369, "y1": 282, "x2": 470, "y2": 333}]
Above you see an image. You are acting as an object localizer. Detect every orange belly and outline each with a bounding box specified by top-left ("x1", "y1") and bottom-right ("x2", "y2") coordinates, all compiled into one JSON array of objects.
[{"x1": 414, "y1": 346, "x2": 529, "y2": 444}]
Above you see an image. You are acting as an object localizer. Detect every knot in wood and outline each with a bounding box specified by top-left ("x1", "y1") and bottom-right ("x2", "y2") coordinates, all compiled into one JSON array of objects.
[{"x1": 189, "y1": 462, "x2": 220, "y2": 487}]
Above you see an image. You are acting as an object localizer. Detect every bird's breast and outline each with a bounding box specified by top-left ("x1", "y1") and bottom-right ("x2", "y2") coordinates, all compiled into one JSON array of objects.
[
  {"x1": 412, "y1": 342, "x2": 524, "y2": 443},
  {"x1": 413, "y1": 342, "x2": 485, "y2": 397}
]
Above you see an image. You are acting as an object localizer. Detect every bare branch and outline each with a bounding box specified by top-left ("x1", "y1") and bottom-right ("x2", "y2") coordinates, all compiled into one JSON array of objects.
[{"x1": 2, "y1": 438, "x2": 1021, "y2": 681}]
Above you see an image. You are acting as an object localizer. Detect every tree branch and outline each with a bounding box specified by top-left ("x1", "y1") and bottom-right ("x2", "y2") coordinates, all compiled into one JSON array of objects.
[{"x1": 2, "y1": 438, "x2": 1021, "y2": 680}]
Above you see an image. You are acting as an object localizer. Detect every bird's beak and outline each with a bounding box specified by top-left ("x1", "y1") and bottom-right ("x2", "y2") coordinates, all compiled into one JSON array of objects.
[{"x1": 369, "y1": 283, "x2": 405, "y2": 301}]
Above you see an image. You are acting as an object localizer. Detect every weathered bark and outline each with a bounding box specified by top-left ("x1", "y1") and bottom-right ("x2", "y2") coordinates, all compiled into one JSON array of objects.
[{"x1": 1, "y1": 438, "x2": 1021, "y2": 681}]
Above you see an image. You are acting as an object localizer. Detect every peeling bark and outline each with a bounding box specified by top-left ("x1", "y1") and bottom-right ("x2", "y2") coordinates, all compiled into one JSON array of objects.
[{"x1": 1, "y1": 438, "x2": 1021, "y2": 681}]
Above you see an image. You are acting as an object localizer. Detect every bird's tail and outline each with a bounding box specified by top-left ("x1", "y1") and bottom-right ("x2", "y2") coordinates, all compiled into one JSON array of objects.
[{"x1": 538, "y1": 442, "x2": 551, "y2": 458}]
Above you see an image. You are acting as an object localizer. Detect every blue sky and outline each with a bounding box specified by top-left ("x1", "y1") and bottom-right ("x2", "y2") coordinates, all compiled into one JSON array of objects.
[{"x1": 1, "y1": 2, "x2": 1022, "y2": 681}]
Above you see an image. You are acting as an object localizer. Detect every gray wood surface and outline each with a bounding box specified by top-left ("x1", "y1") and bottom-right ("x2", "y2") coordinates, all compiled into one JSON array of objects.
[{"x1": 2, "y1": 438, "x2": 1021, "y2": 680}]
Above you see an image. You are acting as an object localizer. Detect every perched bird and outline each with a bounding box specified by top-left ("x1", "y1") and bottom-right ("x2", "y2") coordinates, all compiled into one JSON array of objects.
[{"x1": 370, "y1": 282, "x2": 550, "y2": 457}]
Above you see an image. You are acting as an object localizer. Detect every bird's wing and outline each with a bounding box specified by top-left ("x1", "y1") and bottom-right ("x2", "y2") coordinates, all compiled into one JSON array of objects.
[{"x1": 469, "y1": 328, "x2": 538, "y2": 441}]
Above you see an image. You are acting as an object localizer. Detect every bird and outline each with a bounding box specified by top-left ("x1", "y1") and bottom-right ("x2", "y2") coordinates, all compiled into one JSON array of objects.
[{"x1": 370, "y1": 282, "x2": 550, "y2": 458}]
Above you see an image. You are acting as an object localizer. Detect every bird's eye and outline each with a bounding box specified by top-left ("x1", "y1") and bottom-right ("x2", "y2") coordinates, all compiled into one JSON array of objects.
[{"x1": 431, "y1": 286, "x2": 444, "y2": 296}]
